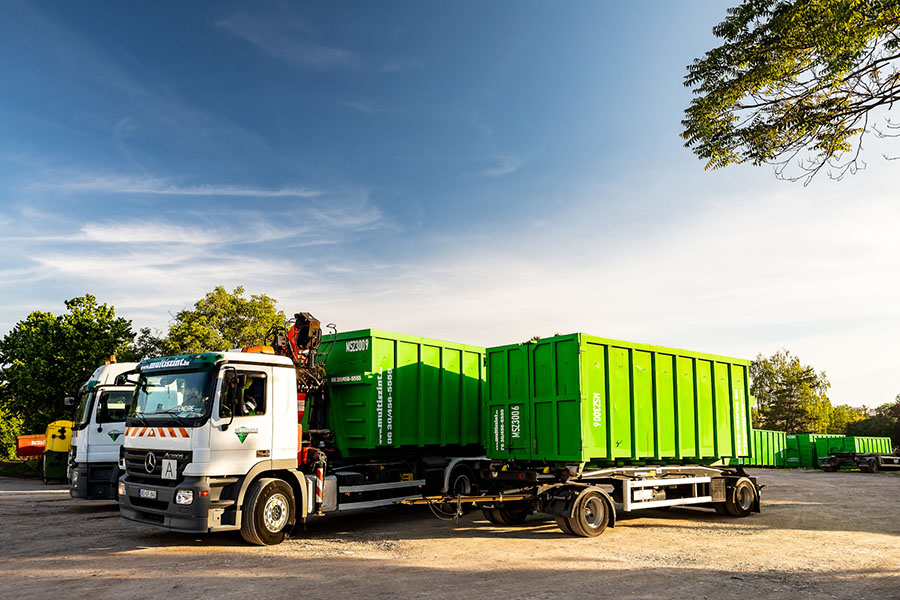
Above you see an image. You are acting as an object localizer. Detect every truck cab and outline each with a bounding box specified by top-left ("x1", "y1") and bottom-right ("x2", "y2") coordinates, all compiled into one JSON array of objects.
[
  {"x1": 69, "y1": 361, "x2": 138, "y2": 500},
  {"x1": 118, "y1": 351, "x2": 308, "y2": 543}
]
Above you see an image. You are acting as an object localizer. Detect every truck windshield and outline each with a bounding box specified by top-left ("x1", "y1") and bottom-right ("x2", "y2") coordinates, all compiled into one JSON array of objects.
[
  {"x1": 74, "y1": 390, "x2": 94, "y2": 430},
  {"x1": 129, "y1": 370, "x2": 214, "y2": 425}
]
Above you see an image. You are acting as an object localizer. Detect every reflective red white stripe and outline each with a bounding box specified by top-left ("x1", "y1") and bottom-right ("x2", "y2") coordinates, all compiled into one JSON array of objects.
[
  {"x1": 316, "y1": 465, "x2": 324, "y2": 504},
  {"x1": 125, "y1": 427, "x2": 190, "y2": 438}
]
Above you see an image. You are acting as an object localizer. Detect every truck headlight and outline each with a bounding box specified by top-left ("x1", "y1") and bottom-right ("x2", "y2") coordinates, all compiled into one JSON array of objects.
[
  {"x1": 175, "y1": 489, "x2": 194, "y2": 505},
  {"x1": 117, "y1": 481, "x2": 126, "y2": 496}
]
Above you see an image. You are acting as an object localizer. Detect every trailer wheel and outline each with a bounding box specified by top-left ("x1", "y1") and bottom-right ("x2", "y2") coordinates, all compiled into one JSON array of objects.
[
  {"x1": 488, "y1": 502, "x2": 530, "y2": 526},
  {"x1": 713, "y1": 503, "x2": 730, "y2": 515},
  {"x1": 481, "y1": 506, "x2": 502, "y2": 524},
  {"x1": 725, "y1": 478, "x2": 756, "y2": 518},
  {"x1": 241, "y1": 478, "x2": 295, "y2": 546},
  {"x1": 554, "y1": 515, "x2": 574, "y2": 535},
  {"x1": 566, "y1": 490, "x2": 609, "y2": 537},
  {"x1": 870, "y1": 458, "x2": 880, "y2": 473}
]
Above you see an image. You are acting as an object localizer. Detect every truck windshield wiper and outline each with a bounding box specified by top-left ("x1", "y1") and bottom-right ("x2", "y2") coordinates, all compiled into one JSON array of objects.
[{"x1": 133, "y1": 409, "x2": 191, "y2": 427}]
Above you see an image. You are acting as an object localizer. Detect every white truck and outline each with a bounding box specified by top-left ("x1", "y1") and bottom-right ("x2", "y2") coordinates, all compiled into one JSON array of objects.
[
  {"x1": 68, "y1": 361, "x2": 138, "y2": 500},
  {"x1": 118, "y1": 315, "x2": 481, "y2": 545}
]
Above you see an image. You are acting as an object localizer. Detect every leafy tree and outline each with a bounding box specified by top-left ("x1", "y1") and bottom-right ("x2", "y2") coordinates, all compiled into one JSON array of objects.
[
  {"x1": 829, "y1": 403, "x2": 867, "y2": 434},
  {"x1": 847, "y1": 397, "x2": 900, "y2": 445},
  {"x1": 750, "y1": 349, "x2": 832, "y2": 433},
  {"x1": 683, "y1": 0, "x2": 900, "y2": 183},
  {"x1": 162, "y1": 286, "x2": 286, "y2": 355},
  {"x1": 0, "y1": 295, "x2": 134, "y2": 437},
  {"x1": 0, "y1": 405, "x2": 23, "y2": 460},
  {"x1": 120, "y1": 327, "x2": 169, "y2": 362}
]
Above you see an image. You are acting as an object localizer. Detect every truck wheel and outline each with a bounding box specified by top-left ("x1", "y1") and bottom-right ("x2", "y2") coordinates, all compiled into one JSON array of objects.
[
  {"x1": 566, "y1": 490, "x2": 609, "y2": 537},
  {"x1": 488, "y1": 502, "x2": 530, "y2": 526},
  {"x1": 725, "y1": 478, "x2": 756, "y2": 517},
  {"x1": 713, "y1": 503, "x2": 730, "y2": 515},
  {"x1": 871, "y1": 458, "x2": 880, "y2": 473},
  {"x1": 241, "y1": 478, "x2": 294, "y2": 546},
  {"x1": 441, "y1": 466, "x2": 475, "y2": 515}
]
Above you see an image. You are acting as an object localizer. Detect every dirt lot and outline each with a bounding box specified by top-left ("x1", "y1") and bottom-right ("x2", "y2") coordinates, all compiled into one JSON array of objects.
[{"x1": 1, "y1": 469, "x2": 898, "y2": 600}]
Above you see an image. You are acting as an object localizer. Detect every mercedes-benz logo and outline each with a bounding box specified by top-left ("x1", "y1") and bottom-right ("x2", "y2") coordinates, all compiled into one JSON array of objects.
[{"x1": 144, "y1": 452, "x2": 157, "y2": 474}]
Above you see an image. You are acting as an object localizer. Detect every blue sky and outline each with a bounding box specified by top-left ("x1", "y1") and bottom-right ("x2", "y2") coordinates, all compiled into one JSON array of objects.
[{"x1": 1, "y1": 1, "x2": 898, "y2": 407}]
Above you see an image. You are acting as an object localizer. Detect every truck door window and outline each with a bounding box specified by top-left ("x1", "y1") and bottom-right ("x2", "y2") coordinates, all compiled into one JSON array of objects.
[
  {"x1": 98, "y1": 391, "x2": 133, "y2": 423},
  {"x1": 221, "y1": 372, "x2": 267, "y2": 418}
]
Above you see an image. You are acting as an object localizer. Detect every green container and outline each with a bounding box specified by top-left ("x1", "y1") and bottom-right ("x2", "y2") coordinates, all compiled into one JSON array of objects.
[
  {"x1": 814, "y1": 436, "x2": 848, "y2": 465},
  {"x1": 484, "y1": 334, "x2": 753, "y2": 466},
  {"x1": 746, "y1": 429, "x2": 787, "y2": 467},
  {"x1": 42, "y1": 450, "x2": 68, "y2": 481},
  {"x1": 785, "y1": 433, "x2": 843, "y2": 467},
  {"x1": 323, "y1": 329, "x2": 485, "y2": 458},
  {"x1": 844, "y1": 436, "x2": 892, "y2": 454}
]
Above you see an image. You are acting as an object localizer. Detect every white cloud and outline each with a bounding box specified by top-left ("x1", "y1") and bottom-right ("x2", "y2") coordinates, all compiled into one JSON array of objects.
[
  {"x1": 216, "y1": 13, "x2": 360, "y2": 70},
  {"x1": 28, "y1": 175, "x2": 321, "y2": 198},
  {"x1": 483, "y1": 156, "x2": 525, "y2": 176}
]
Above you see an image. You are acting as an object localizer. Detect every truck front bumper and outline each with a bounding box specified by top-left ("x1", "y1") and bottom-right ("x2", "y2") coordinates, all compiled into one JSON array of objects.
[
  {"x1": 70, "y1": 462, "x2": 120, "y2": 500},
  {"x1": 119, "y1": 475, "x2": 237, "y2": 533}
]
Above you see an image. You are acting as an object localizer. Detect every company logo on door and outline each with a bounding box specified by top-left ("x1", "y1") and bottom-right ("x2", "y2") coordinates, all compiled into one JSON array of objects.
[{"x1": 234, "y1": 426, "x2": 258, "y2": 443}]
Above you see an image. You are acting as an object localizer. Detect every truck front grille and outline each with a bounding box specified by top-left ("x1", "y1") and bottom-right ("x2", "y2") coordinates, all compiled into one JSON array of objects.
[{"x1": 124, "y1": 449, "x2": 192, "y2": 486}]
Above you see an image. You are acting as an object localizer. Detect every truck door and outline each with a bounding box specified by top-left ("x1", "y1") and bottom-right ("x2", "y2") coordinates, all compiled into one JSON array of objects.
[
  {"x1": 210, "y1": 367, "x2": 273, "y2": 475},
  {"x1": 87, "y1": 388, "x2": 133, "y2": 463}
]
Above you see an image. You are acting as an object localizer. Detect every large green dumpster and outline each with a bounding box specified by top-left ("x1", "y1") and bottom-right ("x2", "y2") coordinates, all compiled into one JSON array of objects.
[
  {"x1": 484, "y1": 333, "x2": 752, "y2": 466},
  {"x1": 746, "y1": 429, "x2": 787, "y2": 467},
  {"x1": 844, "y1": 436, "x2": 893, "y2": 454},
  {"x1": 786, "y1": 433, "x2": 844, "y2": 467},
  {"x1": 323, "y1": 329, "x2": 485, "y2": 458}
]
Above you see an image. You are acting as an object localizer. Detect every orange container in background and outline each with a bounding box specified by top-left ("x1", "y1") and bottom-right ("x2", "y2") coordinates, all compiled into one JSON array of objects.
[{"x1": 16, "y1": 434, "x2": 46, "y2": 459}]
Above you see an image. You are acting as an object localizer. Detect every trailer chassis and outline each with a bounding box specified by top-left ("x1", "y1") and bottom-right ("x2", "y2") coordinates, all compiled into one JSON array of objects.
[
  {"x1": 820, "y1": 452, "x2": 900, "y2": 472},
  {"x1": 406, "y1": 463, "x2": 761, "y2": 537}
]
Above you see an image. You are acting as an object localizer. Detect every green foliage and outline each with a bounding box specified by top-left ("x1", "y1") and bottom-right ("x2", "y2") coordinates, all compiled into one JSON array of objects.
[
  {"x1": 160, "y1": 286, "x2": 286, "y2": 355},
  {"x1": 828, "y1": 403, "x2": 867, "y2": 434},
  {"x1": 683, "y1": 0, "x2": 900, "y2": 182},
  {"x1": 848, "y1": 398, "x2": 900, "y2": 445},
  {"x1": 750, "y1": 349, "x2": 832, "y2": 433},
  {"x1": 0, "y1": 295, "x2": 134, "y2": 439},
  {"x1": 0, "y1": 405, "x2": 23, "y2": 460}
]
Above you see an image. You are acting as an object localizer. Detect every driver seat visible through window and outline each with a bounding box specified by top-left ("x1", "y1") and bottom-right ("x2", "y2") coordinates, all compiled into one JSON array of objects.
[{"x1": 237, "y1": 373, "x2": 266, "y2": 417}]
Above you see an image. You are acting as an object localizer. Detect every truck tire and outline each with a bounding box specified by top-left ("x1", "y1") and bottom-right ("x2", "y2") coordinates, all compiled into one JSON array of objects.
[
  {"x1": 481, "y1": 506, "x2": 501, "y2": 524},
  {"x1": 725, "y1": 478, "x2": 756, "y2": 518},
  {"x1": 240, "y1": 478, "x2": 295, "y2": 546},
  {"x1": 441, "y1": 466, "x2": 475, "y2": 515},
  {"x1": 713, "y1": 503, "x2": 730, "y2": 515},
  {"x1": 487, "y1": 502, "x2": 530, "y2": 526},
  {"x1": 565, "y1": 490, "x2": 609, "y2": 537},
  {"x1": 554, "y1": 515, "x2": 574, "y2": 535}
]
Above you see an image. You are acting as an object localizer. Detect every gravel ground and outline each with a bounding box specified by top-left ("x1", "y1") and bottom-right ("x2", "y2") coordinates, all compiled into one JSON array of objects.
[{"x1": 1, "y1": 468, "x2": 898, "y2": 599}]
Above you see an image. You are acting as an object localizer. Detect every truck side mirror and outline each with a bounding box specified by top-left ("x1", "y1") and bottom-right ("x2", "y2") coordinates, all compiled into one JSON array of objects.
[{"x1": 64, "y1": 396, "x2": 76, "y2": 407}]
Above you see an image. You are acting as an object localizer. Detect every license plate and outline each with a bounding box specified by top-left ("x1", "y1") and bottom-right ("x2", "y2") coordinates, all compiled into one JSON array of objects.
[{"x1": 139, "y1": 488, "x2": 157, "y2": 500}]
